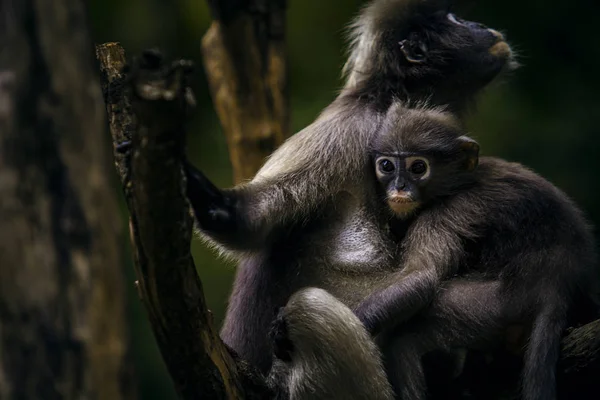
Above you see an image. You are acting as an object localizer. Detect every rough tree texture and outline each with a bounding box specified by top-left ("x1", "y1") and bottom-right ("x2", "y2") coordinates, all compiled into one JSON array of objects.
[
  {"x1": 0, "y1": 1, "x2": 133, "y2": 399},
  {"x1": 557, "y1": 320, "x2": 600, "y2": 399},
  {"x1": 96, "y1": 44, "x2": 271, "y2": 400},
  {"x1": 202, "y1": 0, "x2": 289, "y2": 183}
]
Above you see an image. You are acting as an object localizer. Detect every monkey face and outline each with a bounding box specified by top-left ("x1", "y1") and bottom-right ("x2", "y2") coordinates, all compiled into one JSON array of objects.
[
  {"x1": 371, "y1": 106, "x2": 481, "y2": 218},
  {"x1": 397, "y1": 11, "x2": 515, "y2": 92},
  {"x1": 374, "y1": 154, "x2": 431, "y2": 218}
]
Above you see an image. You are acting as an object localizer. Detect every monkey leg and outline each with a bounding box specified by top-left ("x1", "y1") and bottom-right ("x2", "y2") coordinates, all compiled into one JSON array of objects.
[{"x1": 383, "y1": 279, "x2": 508, "y2": 400}]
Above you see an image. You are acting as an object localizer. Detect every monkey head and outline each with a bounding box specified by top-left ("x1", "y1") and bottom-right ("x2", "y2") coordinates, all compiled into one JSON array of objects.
[
  {"x1": 371, "y1": 105, "x2": 479, "y2": 219},
  {"x1": 344, "y1": 0, "x2": 516, "y2": 107}
]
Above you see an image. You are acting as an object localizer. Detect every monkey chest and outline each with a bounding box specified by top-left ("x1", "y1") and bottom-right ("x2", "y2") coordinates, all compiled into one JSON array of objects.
[{"x1": 295, "y1": 208, "x2": 397, "y2": 303}]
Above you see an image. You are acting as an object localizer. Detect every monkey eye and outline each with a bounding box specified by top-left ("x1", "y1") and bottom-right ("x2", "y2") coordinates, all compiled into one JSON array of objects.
[
  {"x1": 406, "y1": 157, "x2": 430, "y2": 178},
  {"x1": 399, "y1": 38, "x2": 428, "y2": 64},
  {"x1": 378, "y1": 159, "x2": 395, "y2": 173}
]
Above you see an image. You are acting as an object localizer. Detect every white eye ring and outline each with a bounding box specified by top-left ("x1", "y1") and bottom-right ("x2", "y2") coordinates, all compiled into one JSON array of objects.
[
  {"x1": 375, "y1": 157, "x2": 396, "y2": 179},
  {"x1": 405, "y1": 157, "x2": 430, "y2": 180},
  {"x1": 447, "y1": 13, "x2": 464, "y2": 26}
]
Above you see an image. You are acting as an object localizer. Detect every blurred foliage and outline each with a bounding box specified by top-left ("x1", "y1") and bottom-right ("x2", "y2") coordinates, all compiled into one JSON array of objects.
[{"x1": 88, "y1": 0, "x2": 600, "y2": 398}]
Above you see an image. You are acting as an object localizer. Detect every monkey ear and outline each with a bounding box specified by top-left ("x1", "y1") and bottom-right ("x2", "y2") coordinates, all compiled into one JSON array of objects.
[
  {"x1": 457, "y1": 136, "x2": 479, "y2": 171},
  {"x1": 399, "y1": 34, "x2": 428, "y2": 64}
]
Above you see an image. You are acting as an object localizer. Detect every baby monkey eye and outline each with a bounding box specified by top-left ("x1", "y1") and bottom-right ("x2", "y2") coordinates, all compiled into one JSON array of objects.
[
  {"x1": 379, "y1": 159, "x2": 395, "y2": 173},
  {"x1": 409, "y1": 160, "x2": 428, "y2": 175}
]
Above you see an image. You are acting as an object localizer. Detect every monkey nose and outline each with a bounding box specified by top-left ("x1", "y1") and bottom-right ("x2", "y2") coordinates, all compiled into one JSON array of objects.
[
  {"x1": 395, "y1": 178, "x2": 406, "y2": 191},
  {"x1": 488, "y1": 29, "x2": 505, "y2": 41}
]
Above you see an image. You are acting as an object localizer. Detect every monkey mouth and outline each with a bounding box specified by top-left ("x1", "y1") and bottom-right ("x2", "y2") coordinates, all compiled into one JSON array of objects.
[
  {"x1": 489, "y1": 41, "x2": 512, "y2": 59},
  {"x1": 387, "y1": 195, "x2": 419, "y2": 216},
  {"x1": 485, "y1": 29, "x2": 513, "y2": 61}
]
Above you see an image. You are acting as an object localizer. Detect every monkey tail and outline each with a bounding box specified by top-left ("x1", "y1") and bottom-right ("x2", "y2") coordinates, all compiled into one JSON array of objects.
[{"x1": 522, "y1": 304, "x2": 567, "y2": 400}]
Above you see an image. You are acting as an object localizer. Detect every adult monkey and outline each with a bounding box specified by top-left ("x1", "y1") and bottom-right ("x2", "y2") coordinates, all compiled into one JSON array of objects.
[
  {"x1": 351, "y1": 103, "x2": 598, "y2": 400},
  {"x1": 185, "y1": 0, "x2": 516, "y2": 374}
]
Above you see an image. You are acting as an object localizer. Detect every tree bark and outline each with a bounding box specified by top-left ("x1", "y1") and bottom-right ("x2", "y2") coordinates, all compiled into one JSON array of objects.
[
  {"x1": 96, "y1": 44, "x2": 271, "y2": 400},
  {"x1": 557, "y1": 320, "x2": 600, "y2": 399},
  {"x1": 202, "y1": 0, "x2": 289, "y2": 183},
  {"x1": 0, "y1": 1, "x2": 133, "y2": 399}
]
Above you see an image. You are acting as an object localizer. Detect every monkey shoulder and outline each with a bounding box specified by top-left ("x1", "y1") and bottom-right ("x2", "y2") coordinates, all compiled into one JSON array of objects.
[
  {"x1": 255, "y1": 100, "x2": 382, "y2": 182},
  {"x1": 414, "y1": 157, "x2": 590, "y2": 247},
  {"x1": 460, "y1": 157, "x2": 592, "y2": 245},
  {"x1": 476, "y1": 157, "x2": 585, "y2": 217}
]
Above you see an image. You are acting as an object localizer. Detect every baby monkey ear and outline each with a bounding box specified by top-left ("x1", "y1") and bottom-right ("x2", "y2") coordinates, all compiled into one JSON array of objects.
[
  {"x1": 457, "y1": 136, "x2": 480, "y2": 171},
  {"x1": 399, "y1": 32, "x2": 428, "y2": 64}
]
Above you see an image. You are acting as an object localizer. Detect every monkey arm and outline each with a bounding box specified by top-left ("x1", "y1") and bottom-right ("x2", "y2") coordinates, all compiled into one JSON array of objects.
[
  {"x1": 187, "y1": 157, "x2": 355, "y2": 250},
  {"x1": 185, "y1": 161, "x2": 272, "y2": 250},
  {"x1": 187, "y1": 102, "x2": 382, "y2": 251},
  {"x1": 355, "y1": 210, "x2": 471, "y2": 335},
  {"x1": 354, "y1": 267, "x2": 440, "y2": 336}
]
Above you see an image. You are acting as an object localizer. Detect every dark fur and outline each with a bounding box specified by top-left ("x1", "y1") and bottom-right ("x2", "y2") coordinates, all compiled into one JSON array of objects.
[
  {"x1": 185, "y1": 0, "x2": 515, "y2": 375},
  {"x1": 353, "y1": 104, "x2": 599, "y2": 400}
]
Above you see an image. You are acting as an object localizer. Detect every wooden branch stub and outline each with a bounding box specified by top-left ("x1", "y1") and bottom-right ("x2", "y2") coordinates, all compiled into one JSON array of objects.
[
  {"x1": 202, "y1": 0, "x2": 289, "y2": 183},
  {"x1": 96, "y1": 44, "x2": 261, "y2": 399},
  {"x1": 96, "y1": 42, "x2": 135, "y2": 195}
]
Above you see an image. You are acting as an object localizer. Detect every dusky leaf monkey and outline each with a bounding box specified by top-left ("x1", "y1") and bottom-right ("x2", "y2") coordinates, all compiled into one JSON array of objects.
[
  {"x1": 183, "y1": 0, "x2": 515, "y2": 373},
  {"x1": 267, "y1": 287, "x2": 394, "y2": 400},
  {"x1": 346, "y1": 103, "x2": 598, "y2": 400}
]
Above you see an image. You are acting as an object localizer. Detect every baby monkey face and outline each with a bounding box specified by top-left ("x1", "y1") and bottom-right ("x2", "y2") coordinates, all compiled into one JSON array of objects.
[{"x1": 374, "y1": 153, "x2": 431, "y2": 218}]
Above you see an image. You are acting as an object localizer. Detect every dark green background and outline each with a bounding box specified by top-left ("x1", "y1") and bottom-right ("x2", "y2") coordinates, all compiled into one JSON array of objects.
[{"x1": 89, "y1": 1, "x2": 600, "y2": 398}]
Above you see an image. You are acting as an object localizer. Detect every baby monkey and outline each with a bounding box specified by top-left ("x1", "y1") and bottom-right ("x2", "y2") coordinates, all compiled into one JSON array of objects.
[{"x1": 352, "y1": 103, "x2": 599, "y2": 400}]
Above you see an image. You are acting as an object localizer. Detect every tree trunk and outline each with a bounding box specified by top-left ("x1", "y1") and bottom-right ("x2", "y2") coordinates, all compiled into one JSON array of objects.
[
  {"x1": 0, "y1": 1, "x2": 134, "y2": 399},
  {"x1": 202, "y1": 0, "x2": 289, "y2": 183}
]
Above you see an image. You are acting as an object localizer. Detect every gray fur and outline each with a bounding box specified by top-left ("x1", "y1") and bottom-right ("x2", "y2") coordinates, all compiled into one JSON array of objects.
[{"x1": 267, "y1": 288, "x2": 394, "y2": 400}]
